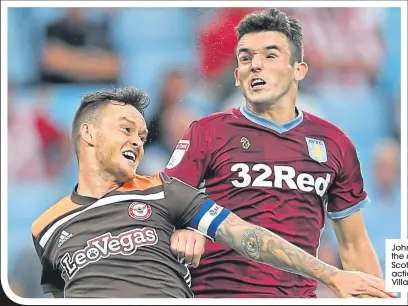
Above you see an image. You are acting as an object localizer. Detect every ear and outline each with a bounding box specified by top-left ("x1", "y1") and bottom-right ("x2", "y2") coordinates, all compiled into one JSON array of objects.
[
  {"x1": 294, "y1": 61, "x2": 308, "y2": 82},
  {"x1": 80, "y1": 123, "x2": 96, "y2": 147},
  {"x1": 234, "y1": 68, "x2": 240, "y2": 87}
]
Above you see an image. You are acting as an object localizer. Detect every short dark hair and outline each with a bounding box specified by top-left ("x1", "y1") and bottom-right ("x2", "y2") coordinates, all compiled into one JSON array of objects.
[
  {"x1": 71, "y1": 86, "x2": 150, "y2": 157},
  {"x1": 235, "y1": 8, "x2": 304, "y2": 64}
]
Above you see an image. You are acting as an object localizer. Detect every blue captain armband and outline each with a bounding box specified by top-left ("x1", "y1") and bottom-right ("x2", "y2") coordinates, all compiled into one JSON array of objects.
[{"x1": 188, "y1": 199, "x2": 231, "y2": 242}]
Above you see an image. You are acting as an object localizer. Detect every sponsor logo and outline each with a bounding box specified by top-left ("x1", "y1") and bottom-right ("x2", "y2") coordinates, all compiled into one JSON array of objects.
[
  {"x1": 59, "y1": 227, "x2": 158, "y2": 279},
  {"x1": 58, "y1": 230, "x2": 73, "y2": 247},
  {"x1": 240, "y1": 137, "x2": 251, "y2": 149},
  {"x1": 230, "y1": 163, "x2": 331, "y2": 197}
]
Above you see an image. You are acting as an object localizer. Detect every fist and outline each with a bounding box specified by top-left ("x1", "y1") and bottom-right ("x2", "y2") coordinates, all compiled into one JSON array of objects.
[{"x1": 170, "y1": 229, "x2": 206, "y2": 267}]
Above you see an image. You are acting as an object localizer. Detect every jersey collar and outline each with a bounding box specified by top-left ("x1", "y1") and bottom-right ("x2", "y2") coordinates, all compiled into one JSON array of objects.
[
  {"x1": 240, "y1": 105, "x2": 304, "y2": 134},
  {"x1": 71, "y1": 184, "x2": 99, "y2": 206}
]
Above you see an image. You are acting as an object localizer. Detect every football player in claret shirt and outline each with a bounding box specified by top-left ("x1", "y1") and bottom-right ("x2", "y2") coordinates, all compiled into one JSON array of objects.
[
  {"x1": 165, "y1": 8, "x2": 383, "y2": 298},
  {"x1": 31, "y1": 87, "x2": 392, "y2": 298}
]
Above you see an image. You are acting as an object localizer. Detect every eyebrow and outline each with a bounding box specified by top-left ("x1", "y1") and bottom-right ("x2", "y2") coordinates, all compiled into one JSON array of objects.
[
  {"x1": 265, "y1": 44, "x2": 281, "y2": 52},
  {"x1": 237, "y1": 44, "x2": 281, "y2": 56},
  {"x1": 119, "y1": 117, "x2": 136, "y2": 126},
  {"x1": 237, "y1": 47, "x2": 250, "y2": 55},
  {"x1": 119, "y1": 117, "x2": 148, "y2": 137}
]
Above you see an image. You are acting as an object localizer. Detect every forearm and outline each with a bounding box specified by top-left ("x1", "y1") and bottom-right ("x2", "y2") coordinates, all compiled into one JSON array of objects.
[
  {"x1": 340, "y1": 240, "x2": 383, "y2": 278},
  {"x1": 215, "y1": 213, "x2": 339, "y2": 285},
  {"x1": 331, "y1": 211, "x2": 383, "y2": 279}
]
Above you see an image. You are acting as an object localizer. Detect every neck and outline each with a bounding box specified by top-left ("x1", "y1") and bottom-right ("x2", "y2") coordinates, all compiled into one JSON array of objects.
[
  {"x1": 77, "y1": 164, "x2": 121, "y2": 199},
  {"x1": 246, "y1": 91, "x2": 297, "y2": 124}
]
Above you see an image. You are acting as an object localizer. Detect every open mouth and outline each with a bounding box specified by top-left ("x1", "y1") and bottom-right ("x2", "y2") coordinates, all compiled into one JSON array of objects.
[
  {"x1": 122, "y1": 151, "x2": 136, "y2": 163},
  {"x1": 251, "y1": 78, "x2": 266, "y2": 88}
]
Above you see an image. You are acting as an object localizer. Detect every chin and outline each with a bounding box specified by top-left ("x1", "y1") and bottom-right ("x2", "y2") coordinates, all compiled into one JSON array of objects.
[
  {"x1": 117, "y1": 167, "x2": 137, "y2": 182},
  {"x1": 126, "y1": 168, "x2": 137, "y2": 179},
  {"x1": 248, "y1": 96, "x2": 273, "y2": 105},
  {"x1": 246, "y1": 90, "x2": 268, "y2": 101},
  {"x1": 249, "y1": 92, "x2": 281, "y2": 105}
]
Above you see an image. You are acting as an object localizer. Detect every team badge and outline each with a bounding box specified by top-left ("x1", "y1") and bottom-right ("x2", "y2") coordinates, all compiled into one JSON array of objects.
[
  {"x1": 305, "y1": 137, "x2": 327, "y2": 163},
  {"x1": 240, "y1": 137, "x2": 250, "y2": 149},
  {"x1": 128, "y1": 202, "x2": 152, "y2": 220},
  {"x1": 166, "y1": 140, "x2": 190, "y2": 169}
]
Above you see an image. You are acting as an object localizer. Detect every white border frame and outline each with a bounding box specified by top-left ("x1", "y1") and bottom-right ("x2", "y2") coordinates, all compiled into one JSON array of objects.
[{"x1": 1, "y1": 1, "x2": 407, "y2": 305}]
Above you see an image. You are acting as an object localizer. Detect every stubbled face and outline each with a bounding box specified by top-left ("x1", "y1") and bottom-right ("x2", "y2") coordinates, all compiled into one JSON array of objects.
[
  {"x1": 234, "y1": 31, "x2": 300, "y2": 106},
  {"x1": 93, "y1": 103, "x2": 147, "y2": 182}
]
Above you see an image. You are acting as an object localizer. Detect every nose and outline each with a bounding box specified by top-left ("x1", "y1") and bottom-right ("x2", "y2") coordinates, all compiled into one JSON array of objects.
[
  {"x1": 130, "y1": 136, "x2": 144, "y2": 149},
  {"x1": 251, "y1": 54, "x2": 263, "y2": 72}
]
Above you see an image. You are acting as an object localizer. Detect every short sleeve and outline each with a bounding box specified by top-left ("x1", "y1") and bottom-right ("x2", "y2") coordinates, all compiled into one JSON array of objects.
[
  {"x1": 32, "y1": 235, "x2": 65, "y2": 294},
  {"x1": 164, "y1": 121, "x2": 211, "y2": 188},
  {"x1": 327, "y1": 138, "x2": 369, "y2": 220},
  {"x1": 161, "y1": 173, "x2": 230, "y2": 240}
]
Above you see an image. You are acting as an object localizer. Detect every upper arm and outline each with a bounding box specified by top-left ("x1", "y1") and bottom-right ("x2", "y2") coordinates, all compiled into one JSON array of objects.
[
  {"x1": 32, "y1": 235, "x2": 65, "y2": 295},
  {"x1": 331, "y1": 210, "x2": 370, "y2": 248},
  {"x1": 164, "y1": 121, "x2": 211, "y2": 187},
  {"x1": 40, "y1": 258, "x2": 65, "y2": 295},
  {"x1": 187, "y1": 199, "x2": 232, "y2": 242},
  {"x1": 163, "y1": 173, "x2": 232, "y2": 240},
  {"x1": 327, "y1": 136, "x2": 369, "y2": 220},
  {"x1": 162, "y1": 173, "x2": 216, "y2": 229}
]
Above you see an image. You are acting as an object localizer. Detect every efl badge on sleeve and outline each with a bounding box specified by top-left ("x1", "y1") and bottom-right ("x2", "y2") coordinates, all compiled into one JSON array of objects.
[
  {"x1": 166, "y1": 140, "x2": 190, "y2": 169},
  {"x1": 305, "y1": 137, "x2": 327, "y2": 163}
]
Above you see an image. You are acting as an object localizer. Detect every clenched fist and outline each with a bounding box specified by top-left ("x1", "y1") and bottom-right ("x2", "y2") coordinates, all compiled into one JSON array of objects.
[{"x1": 170, "y1": 229, "x2": 206, "y2": 267}]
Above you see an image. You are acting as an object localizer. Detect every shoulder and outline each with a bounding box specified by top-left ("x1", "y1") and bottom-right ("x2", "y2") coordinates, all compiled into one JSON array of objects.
[
  {"x1": 158, "y1": 172, "x2": 201, "y2": 196},
  {"x1": 303, "y1": 111, "x2": 354, "y2": 148},
  {"x1": 194, "y1": 108, "x2": 240, "y2": 128},
  {"x1": 31, "y1": 195, "x2": 78, "y2": 239}
]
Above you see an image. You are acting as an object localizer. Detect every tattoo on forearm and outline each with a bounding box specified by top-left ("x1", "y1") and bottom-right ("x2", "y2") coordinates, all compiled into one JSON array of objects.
[
  {"x1": 215, "y1": 213, "x2": 338, "y2": 283},
  {"x1": 241, "y1": 231, "x2": 261, "y2": 260}
]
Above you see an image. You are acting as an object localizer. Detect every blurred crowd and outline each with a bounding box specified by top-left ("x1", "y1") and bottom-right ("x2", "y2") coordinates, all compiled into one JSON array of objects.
[{"x1": 7, "y1": 7, "x2": 402, "y2": 298}]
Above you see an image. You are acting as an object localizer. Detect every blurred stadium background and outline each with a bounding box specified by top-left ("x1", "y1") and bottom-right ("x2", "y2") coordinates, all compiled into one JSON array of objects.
[{"x1": 6, "y1": 6, "x2": 402, "y2": 298}]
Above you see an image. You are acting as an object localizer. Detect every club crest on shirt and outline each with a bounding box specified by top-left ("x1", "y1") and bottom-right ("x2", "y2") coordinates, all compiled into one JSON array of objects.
[
  {"x1": 305, "y1": 137, "x2": 327, "y2": 163},
  {"x1": 128, "y1": 202, "x2": 152, "y2": 220},
  {"x1": 240, "y1": 137, "x2": 251, "y2": 149},
  {"x1": 166, "y1": 140, "x2": 190, "y2": 169}
]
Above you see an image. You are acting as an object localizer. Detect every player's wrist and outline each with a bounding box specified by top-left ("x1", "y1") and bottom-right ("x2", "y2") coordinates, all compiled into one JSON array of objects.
[{"x1": 318, "y1": 266, "x2": 341, "y2": 287}]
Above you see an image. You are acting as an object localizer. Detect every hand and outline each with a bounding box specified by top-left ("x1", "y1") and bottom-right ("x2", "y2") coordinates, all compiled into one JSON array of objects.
[
  {"x1": 358, "y1": 294, "x2": 378, "y2": 298},
  {"x1": 170, "y1": 229, "x2": 206, "y2": 268},
  {"x1": 325, "y1": 270, "x2": 397, "y2": 298}
]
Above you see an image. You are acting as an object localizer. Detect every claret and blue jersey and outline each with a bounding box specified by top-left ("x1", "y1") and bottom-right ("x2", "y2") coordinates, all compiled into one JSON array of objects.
[{"x1": 165, "y1": 106, "x2": 369, "y2": 297}]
